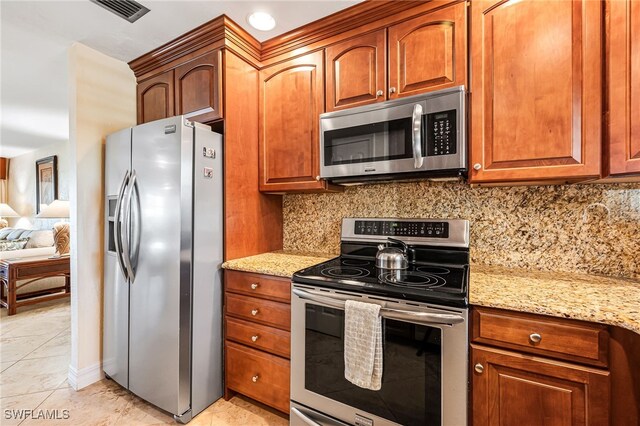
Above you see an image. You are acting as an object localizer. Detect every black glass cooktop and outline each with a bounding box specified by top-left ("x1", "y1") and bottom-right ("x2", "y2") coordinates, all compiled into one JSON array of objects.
[{"x1": 293, "y1": 257, "x2": 469, "y2": 307}]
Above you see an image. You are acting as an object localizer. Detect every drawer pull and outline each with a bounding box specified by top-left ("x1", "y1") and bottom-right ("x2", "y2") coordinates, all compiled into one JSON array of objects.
[
  {"x1": 529, "y1": 333, "x2": 542, "y2": 344},
  {"x1": 251, "y1": 335, "x2": 259, "y2": 342},
  {"x1": 251, "y1": 309, "x2": 259, "y2": 316},
  {"x1": 474, "y1": 363, "x2": 484, "y2": 374},
  {"x1": 250, "y1": 283, "x2": 259, "y2": 290},
  {"x1": 252, "y1": 375, "x2": 259, "y2": 383}
]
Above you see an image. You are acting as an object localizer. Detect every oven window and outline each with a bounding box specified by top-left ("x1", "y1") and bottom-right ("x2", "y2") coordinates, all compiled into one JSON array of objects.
[
  {"x1": 324, "y1": 118, "x2": 415, "y2": 166},
  {"x1": 305, "y1": 305, "x2": 441, "y2": 426}
]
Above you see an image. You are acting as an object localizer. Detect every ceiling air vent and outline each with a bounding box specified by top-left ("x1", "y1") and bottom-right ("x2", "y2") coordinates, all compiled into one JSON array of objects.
[{"x1": 90, "y1": 0, "x2": 150, "y2": 23}]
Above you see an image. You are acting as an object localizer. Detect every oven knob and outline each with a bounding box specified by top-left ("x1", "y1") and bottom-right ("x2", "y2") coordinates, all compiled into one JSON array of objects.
[
  {"x1": 251, "y1": 335, "x2": 259, "y2": 342},
  {"x1": 473, "y1": 163, "x2": 482, "y2": 171},
  {"x1": 474, "y1": 363, "x2": 484, "y2": 374},
  {"x1": 251, "y1": 309, "x2": 259, "y2": 316},
  {"x1": 529, "y1": 333, "x2": 542, "y2": 344},
  {"x1": 250, "y1": 283, "x2": 259, "y2": 290},
  {"x1": 252, "y1": 375, "x2": 259, "y2": 383}
]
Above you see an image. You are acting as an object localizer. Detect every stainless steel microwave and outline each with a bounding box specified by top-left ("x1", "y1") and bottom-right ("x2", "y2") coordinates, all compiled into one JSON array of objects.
[{"x1": 320, "y1": 86, "x2": 466, "y2": 183}]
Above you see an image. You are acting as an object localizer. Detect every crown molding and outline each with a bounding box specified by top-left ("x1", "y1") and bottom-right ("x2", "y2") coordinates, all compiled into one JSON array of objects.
[
  {"x1": 129, "y1": 15, "x2": 261, "y2": 78},
  {"x1": 129, "y1": 1, "x2": 432, "y2": 78}
]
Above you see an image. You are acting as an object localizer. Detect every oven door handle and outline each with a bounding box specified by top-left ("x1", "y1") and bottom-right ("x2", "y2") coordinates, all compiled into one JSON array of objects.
[
  {"x1": 290, "y1": 407, "x2": 322, "y2": 426},
  {"x1": 292, "y1": 288, "x2": 464, "y2": 327},
  {"x1": 412, "y1": 103, "x2": 424, "y2": 169}
]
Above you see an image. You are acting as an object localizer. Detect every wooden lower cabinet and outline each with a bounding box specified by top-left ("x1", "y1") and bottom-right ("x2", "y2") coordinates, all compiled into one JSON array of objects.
[
  {"x1": 471, "y1": 345, "x2": 610, "y2": 426},
  {"x1": 471, "y1": 307, "x2": 611, "y2": 425},
  {"x1": 224, "y1": 270, "x2": 291, "y2": 414},
  {"x1": 226, "y1": 341, "x2": 290, "y2": 413}
]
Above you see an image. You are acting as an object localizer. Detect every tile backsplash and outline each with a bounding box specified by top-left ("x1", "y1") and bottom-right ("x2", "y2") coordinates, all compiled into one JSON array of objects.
[{"x1": 283, "y1": 181, "x2": 640, "y2": 278}]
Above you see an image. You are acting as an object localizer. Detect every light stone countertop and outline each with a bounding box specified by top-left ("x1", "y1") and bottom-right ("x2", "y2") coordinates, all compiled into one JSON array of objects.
[
  {"x1": 222, "y1": 250, "x2": 334, "y2": 278},
  {"x1": 222, "y1": 251, "x2": 640, "y2": 335}
]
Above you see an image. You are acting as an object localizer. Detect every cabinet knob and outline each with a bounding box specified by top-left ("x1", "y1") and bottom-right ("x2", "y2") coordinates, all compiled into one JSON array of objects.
[
  {"x1": 316, "y1": 175, "x2": 321, "y2": 181},
  {"x1": 251, "y1": 335, "x2": 259, "y2": 342},
  {"x1": 252, "y1": 375, "x2": 259, "y2": 383},
  {"x1": 376, "y1": 89, "x2": 384, "y2": 97},
  {"x1": 474, "y1": 363, "x2": 484, "y2": 374},
  {"x1": 251, "y1": 309, "x2": 259, "y2": 316},
  {"x1": 529, "y1": 333, "x2": 542, "y2": 344},
  {"x1": 250, "y1": 283, "x2": 259, "y2": 290},
  {"x1": 473, "y1": 163, "x2": 482, "y2": 171},
  {"x1": 389, "y1": 87, "x2": 397, "y2": 94}
]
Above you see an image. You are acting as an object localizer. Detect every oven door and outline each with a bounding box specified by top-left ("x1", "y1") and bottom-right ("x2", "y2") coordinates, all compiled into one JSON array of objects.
[{"x1": 290, "y1": 285, "x2": 468, "y2": 426}]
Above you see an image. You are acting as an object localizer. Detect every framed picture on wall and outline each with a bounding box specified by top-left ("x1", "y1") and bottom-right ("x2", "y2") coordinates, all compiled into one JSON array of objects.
[{"x1": 35, "y1": 155, "x2": 58, "y2": 214}]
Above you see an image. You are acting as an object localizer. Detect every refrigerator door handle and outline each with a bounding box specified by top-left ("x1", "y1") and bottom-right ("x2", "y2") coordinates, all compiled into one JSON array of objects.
[
  {"x1": 129, "y1": 173, "x2": 141, "y2": 278},
  {"x1": 114, "y1": 170, "x2": 130, "y2": 281},
  {"x1": 122, "y1": 170, "x2": 137, "y2": 283}
]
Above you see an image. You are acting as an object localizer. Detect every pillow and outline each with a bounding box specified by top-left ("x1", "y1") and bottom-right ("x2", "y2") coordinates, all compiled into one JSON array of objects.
[
  {"x1": 0, "y1": 228, "x2": 13, "y2": 240},
  {"x1": 6, "y1": 229, "x2": 31, "y2": 240},
  {"x1": 25, "y1": 230, "x2": 54, "y2": 249},
  {"x1": 0, "y1": 238, "x2": 29, "y2": 251}
]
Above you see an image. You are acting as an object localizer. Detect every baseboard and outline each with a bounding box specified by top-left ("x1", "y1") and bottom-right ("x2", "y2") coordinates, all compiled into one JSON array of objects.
[{"x1": 68, "y1": 362, "x2": 104, "y2": 390}]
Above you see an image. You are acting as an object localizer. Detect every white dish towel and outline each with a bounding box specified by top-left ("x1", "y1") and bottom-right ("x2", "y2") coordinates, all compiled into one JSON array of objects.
[{"x1": 344, "y1": 299, "x2": 383, "y2": 391}]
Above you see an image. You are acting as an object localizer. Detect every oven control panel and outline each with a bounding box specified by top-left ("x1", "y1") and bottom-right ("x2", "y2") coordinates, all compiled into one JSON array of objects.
[
  {"x1": 426, "y1": 109, "x2": 457, "y2": 156},
  {"x1": 355, "y1": 220, "x2": 449, "y2": 238}
]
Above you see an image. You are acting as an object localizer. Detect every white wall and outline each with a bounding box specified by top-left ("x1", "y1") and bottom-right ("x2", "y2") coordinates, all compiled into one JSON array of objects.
[
  {"x1": 67, "y1": 42, "x2": 136, "y2": 389},
  {"x1": 7, "y1": 140, "x2": 69, "y2": 230}
]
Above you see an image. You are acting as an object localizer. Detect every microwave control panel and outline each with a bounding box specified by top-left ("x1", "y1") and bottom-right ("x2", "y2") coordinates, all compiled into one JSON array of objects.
[{"x1": 426, "y1": 109, "x2": 457, "y2": 156}]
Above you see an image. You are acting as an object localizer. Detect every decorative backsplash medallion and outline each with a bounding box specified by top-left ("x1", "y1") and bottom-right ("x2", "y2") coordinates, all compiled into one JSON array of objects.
[{"x1": 283, "y1": 181, "x2": 640, "y2": 278}]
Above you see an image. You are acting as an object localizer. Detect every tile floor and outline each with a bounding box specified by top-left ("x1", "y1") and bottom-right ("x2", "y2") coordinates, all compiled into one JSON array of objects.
[{"x1": 0, "y1": 300, "x2": 288, "y2": 425}]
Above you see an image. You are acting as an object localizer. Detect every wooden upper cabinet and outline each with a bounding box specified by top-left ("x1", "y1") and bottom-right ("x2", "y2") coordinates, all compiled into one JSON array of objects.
[
  {"x1": 137, "y1": 70, "x2": 174, "y2": 124},
  {"x1": 259, "y1": 51, "x2": 337, "y2": 193},
  {"x1": 174, "y1": 50, "x2": 222, "y2": 123},
  {"x1": 388, "y1": 1, "x2": 467, "y2": 99},
  {"x1": 469, "y1": 0, "x2": 602, "y2": 184},
  {"x1": 472, "y1": 345, "x2": 610, "y2": 426},
  {"x1": 325, "y1": 30, "x2": 387, "y2": 111},
  {"x1": 608, "y1": 0, "x2": 640, "y2": 176}
]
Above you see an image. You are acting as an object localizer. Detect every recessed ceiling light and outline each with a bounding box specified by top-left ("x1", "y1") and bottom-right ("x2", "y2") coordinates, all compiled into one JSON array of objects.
[{"x1": 247, "y1": 12, "x2": 276, "y2": 31}]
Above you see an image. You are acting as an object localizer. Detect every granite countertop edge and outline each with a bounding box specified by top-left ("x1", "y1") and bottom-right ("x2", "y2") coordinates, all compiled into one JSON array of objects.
[{"x1": 222, "y1": 251, "x2": 640, "y2": 336}]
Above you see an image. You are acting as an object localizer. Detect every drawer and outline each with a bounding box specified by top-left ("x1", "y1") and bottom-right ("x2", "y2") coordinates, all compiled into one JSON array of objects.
[
  {"x1": 225, "y1": 270, "x2": 291, "y2": 302},
  {"x1": 226, "y1": 317, "x2": 290, "y2": 358},
  {"x1": 225, "y1": 341, "x2": 290, "y2": 413},
  {"x1": 472, "y1": 307, "x2": 609, "y2": 367},
  {"x1": 226, "y1": 293, "x2": 290, "y2": 330}
]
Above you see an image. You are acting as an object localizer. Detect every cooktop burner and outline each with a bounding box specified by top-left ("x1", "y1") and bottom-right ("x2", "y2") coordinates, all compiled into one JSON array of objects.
[
  {"x1": 379, "y1": 271, "x2": 447, "y2": 288},
  {"x1": 321, "y1": 266, "x2": 371, "y2": 279}
]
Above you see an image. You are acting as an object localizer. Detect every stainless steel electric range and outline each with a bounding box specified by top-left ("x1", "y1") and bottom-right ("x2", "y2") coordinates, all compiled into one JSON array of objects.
[{"x1": 290, "y1": 218, "x2": 470, "y2": 426}]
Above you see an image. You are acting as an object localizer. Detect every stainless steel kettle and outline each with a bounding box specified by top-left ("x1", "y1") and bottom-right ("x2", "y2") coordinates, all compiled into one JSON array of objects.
[{"x1": 376, "y1": 238, "x2": 409, "y2": 270}]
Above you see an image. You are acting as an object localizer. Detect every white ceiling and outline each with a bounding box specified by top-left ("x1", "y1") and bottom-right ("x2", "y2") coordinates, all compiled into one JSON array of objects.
[{"x1": 0, "y1": 0, "x2": 361, "y2": 158}]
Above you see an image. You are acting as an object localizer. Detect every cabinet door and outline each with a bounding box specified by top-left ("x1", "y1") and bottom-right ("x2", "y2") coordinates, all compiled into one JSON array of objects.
[
  {"x1": 469, "y1": 0, "x2": 602, "y2": 184},
  {"x1": 174, "y1": 50, "x2": 222, "y2": 123},
  {"x1": 388, "y1": 1, "x2": 467, "y2": 99},
  {"x1": 608, "y1": 0, "x2": 640, "y2": 176},
  {"x1": 259, "y1": 51, "x2": 336, "y2": 192},
  {"x1": 136, "y1": 70, "x2": 174, "y2": 124},
  {"x1": 472, "y1": 345, "x2": 610, "y2": 426},
  {"x1": 325, "y1": 30, "x2": 386, "y2": 111}
]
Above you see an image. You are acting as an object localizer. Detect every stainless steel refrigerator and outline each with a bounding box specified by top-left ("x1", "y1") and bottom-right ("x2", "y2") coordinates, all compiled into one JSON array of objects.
[{"x1": 103, "y1": 116, "x2": 223, "y2": 423}]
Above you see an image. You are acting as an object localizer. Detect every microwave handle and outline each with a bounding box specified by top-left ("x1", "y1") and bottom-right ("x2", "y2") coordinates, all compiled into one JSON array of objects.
[{"x1": 412, "y1": 103, "x2": 424, "y2": 168}]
